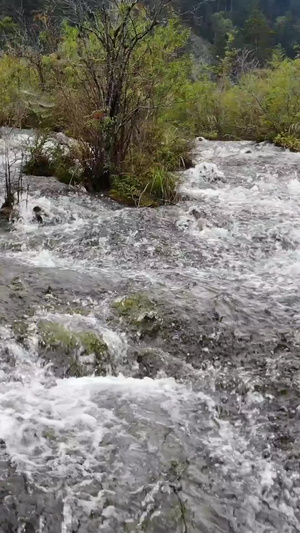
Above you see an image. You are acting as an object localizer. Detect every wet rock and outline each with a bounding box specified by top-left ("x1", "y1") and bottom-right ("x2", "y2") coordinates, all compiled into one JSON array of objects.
[
  {"x1": 21, "y1": 175, "x2": 71, "y2": 196},
  {"x1": 12, "y1": 320, "x2": 29, "y2": 344},
  {"x1": 0, "y1": 445, "x2": 63, "y2": 533},
  {"x1": 55, "y1": 131, "x2": 75, "y2": 147},
  {"x1": 2, "y1": 131, "x2": 300, "y2": 531},
  {"x1": 109, "y1": 189, "x2": 159, "y2": 207},
  {"x1": 133, "y1": 347, "x2": 190, "y2": 380},
  {"x1": 112, "y1": 293, "x2": 162, "y2": 338},
  {"x1": 184, "y1": 162, "x2": 226, "y2": 186},
  {"x1": 0, "y1": 207, "x2": 12, "y2": 219},
  {"x1": 0, "y1": 207, "x2": 18, "y2": 223},
  {"x1": 188, "y1": 206, "x2": 203, "y2": 220},
  {"x1": 33, "y1": 205, "x2": 49, "y2": 224},
  {"x1": 38, "y1": 320, "x2": 110, "y2": 377},
  {"x1": 180, "y1": 155, "x2": 194, "y2": 170}
]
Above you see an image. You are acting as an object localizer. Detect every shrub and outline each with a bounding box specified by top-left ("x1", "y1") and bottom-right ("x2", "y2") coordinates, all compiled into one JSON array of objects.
[
  {"x1": 0, "y1": 56, "x2": 26, "y2": 126},
  {"x1": 110, "y1": 169, "x2": 178, "y2": 207},
  {"x1": 8, "y1": 2, "x2": 300, "y2": 206},
  {"x1": 274, "y1": 134, "x2": 300, "y2": 152},
  {"x1": 1, "y1": 6, "x2": 193, "y2": 202},
  {"x1": 44, "y1": 10, "x2": 192, "y2": 194},
  {"x1": 23, "y1": 134, "x2": 83, "y2": 184}
]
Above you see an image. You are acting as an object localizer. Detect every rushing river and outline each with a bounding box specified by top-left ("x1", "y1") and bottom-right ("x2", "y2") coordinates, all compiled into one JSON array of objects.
[{"x1": 0, "y1": 130, "x2": 300, "y2": 532}]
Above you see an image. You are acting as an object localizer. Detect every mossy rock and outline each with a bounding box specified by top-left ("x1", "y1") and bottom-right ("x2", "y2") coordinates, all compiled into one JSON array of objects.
[
  {"x1": 108, "y1": 190, "x2": 136, "y2": 207},
  {"x1": 9, "y1": 277, "x2": 27, "y2": 302},
  {"x1": 68, "y1": 307, "x2": 90, "y2": 316},
  {"x1": 38, "y1": 321, "x2": 109, "y2": 377},
  {"x1": 23, "y1": 144, "x2": 83, "y2": 185},
  {"x1": 43, "y1": 299, "x2": 91, "y2": 317},
  {"x1": 139, "y1": 194, "x2": 160, "y2": 208},
  {"x1": 109, "y1": 189, "x2": 159, "y2": 208},
  {"x1": 10, "y1": 276, "x2": 25, "y2": 291},
  {"x1": 39, "y1": 321, "x2": 78, "y2": 352},
  {"x1": 23, "y1": 154, "x2": 53, "y2": 177},
  {"x1": 12, "y1": 320, "x2": 29, "y2": 343},
  {"x1": 42, "y1": 429, "x2": 57, "y2": 441},
  {"x1": 78, "y1": 331, "x2": 108, "y2": 364},
  {"x1": 112, "y1": 293, "x2": 162, "y2": 337}
]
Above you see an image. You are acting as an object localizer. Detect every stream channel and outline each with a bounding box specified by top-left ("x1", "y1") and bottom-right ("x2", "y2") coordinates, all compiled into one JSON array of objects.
[{"x1": 0, "y1": 129, "x2": 300, "y2": 532}]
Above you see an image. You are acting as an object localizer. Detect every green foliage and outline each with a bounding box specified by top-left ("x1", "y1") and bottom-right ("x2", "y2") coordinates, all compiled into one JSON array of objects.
[
  {"x1": 0, "y1": 55, "x2": 29, "y2": 126},
  {"x1": 178, "y1": 0, "x2": 300, "y2": 62},
  {"x1": 148, "y1": 169, "x2": 178, "y2": 204},
  {"x1": 3, "y1": 0, "x2": 300, "y2": 62},
  {"x1": 274, "y1": 134, "x2": 300, "y2": 151},
  {"x1": 110, "y1": 175, "x2": 155, "y2": 207},
  {"x1": 0, "y1": 16, "x2": 18, "y2": 42},
  {"x1": 184, "y1": 56, "x2": 300, "y2": 148},
  {"x1": 211, "y1": 12, "x2": 235, "y2": 59},
  {"x1": 35, "y1": 12, "x2": 192, "y2": 198},
  {"x1": 23, "y1": 133, "x2": 52, "y2": 176},
  {"x1": 1, "y1": 7, "x2": 191, "y2": 203},
  {"x1": 158, "y1": 128, "x2": 192, "y2": 170},
  {"x1": 23, "y1": 134, "x2": 83, "y2": 184},
  {"x1": 110, "y1": 168, "x2": 177, "y2": 207},
  {"x1": 243, "y1": 6, "x2": 275, "y2": 64},
  {"x1": 4, "y1": 0, "x2": 300, "y2": 207}
]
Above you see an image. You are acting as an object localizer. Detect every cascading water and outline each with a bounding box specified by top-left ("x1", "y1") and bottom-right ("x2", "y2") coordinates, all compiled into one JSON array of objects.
[{"x1": 0, "y1": 129, "x2": 300, "y2": 532}]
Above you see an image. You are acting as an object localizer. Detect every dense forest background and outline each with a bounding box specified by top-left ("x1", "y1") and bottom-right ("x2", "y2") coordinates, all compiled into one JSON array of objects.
[
  {"x1": 181, "y1": 0, "x2": 300, "y2": 60},
  {"x1": 2, "y1": 0, "x2": 300, "y2": 62}
]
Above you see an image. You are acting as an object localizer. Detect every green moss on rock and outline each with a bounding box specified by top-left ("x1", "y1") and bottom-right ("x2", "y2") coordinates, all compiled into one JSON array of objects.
[
  {"x1": 69, "y1": 307, "x2": 90, "y2": 316},
  {"x1": 39, "y1": 321, "x2": 78, "y2": 352},
  {"x1": 12, "y1": 320, "x2": 29, "y2": 342},
  {"x1": 78, "y1": 331, "x2": 108, "y2": 356},
  {"x1": 112, "y1": 293, "x2": 161, "y2": 337},
  {"x1": 113, "y1": 293, "x2": 153, "y2": 316},
  {"x1": 38, "y1": 320, "x2": 109, "y2": 376},
  {"x1": 78, "y1": 331, "x2": 109, "y2": 375},
  {"x1": 109, "y1": 189, "x2": 159, "y2": 207},
  {"x1": 10, "y1": 276, "x2": 25, "y2": 291}
]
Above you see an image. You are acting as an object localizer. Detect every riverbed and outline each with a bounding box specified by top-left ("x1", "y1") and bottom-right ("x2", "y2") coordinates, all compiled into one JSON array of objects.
[{"x1": 0, "y1": 131, "x2": 299, "y2": 532}]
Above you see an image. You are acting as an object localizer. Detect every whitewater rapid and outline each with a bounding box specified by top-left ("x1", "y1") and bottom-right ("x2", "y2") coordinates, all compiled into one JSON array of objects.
[{"x1": 0, "y1": 130, "x2": 300, "y2": 532}]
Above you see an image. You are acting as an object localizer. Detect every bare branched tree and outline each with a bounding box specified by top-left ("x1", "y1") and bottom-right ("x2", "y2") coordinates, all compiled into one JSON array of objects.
[
  {"x1": 7, "y1": 3, "x2": 61, "y2": 90},
  {"x1": 1, "y1": 134, "x2": 24, "y2": 212},
  {"x1": 234, "y1": 48, "x2": 260, "y2": 79},
  {"x1": 58, "y1": 0, "x2": 175, "y2": 190}
]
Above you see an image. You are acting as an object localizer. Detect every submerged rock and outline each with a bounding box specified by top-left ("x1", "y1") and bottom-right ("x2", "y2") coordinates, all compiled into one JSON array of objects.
[
  {"x1": 33, "y1": 205, "x2": 49, "y2": 224},
  {"x1": 0, "y1": 207, "x2": 13, "y2": 222},
  {"x1": 112, "y1": 293, "x2": 162, "y2": 338},
  {"x1": 180, "y1": 155, "x2": 194, "y2": 169},
  {"x1": 0, "y1": 207, "x2": 19, "y2": 223},
  {"x1": 38, "y1": 320, "x2": 110, "y2": 377},
  {"x1": 188, "y1": 205, "x2": 205, "y2": 220}
]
